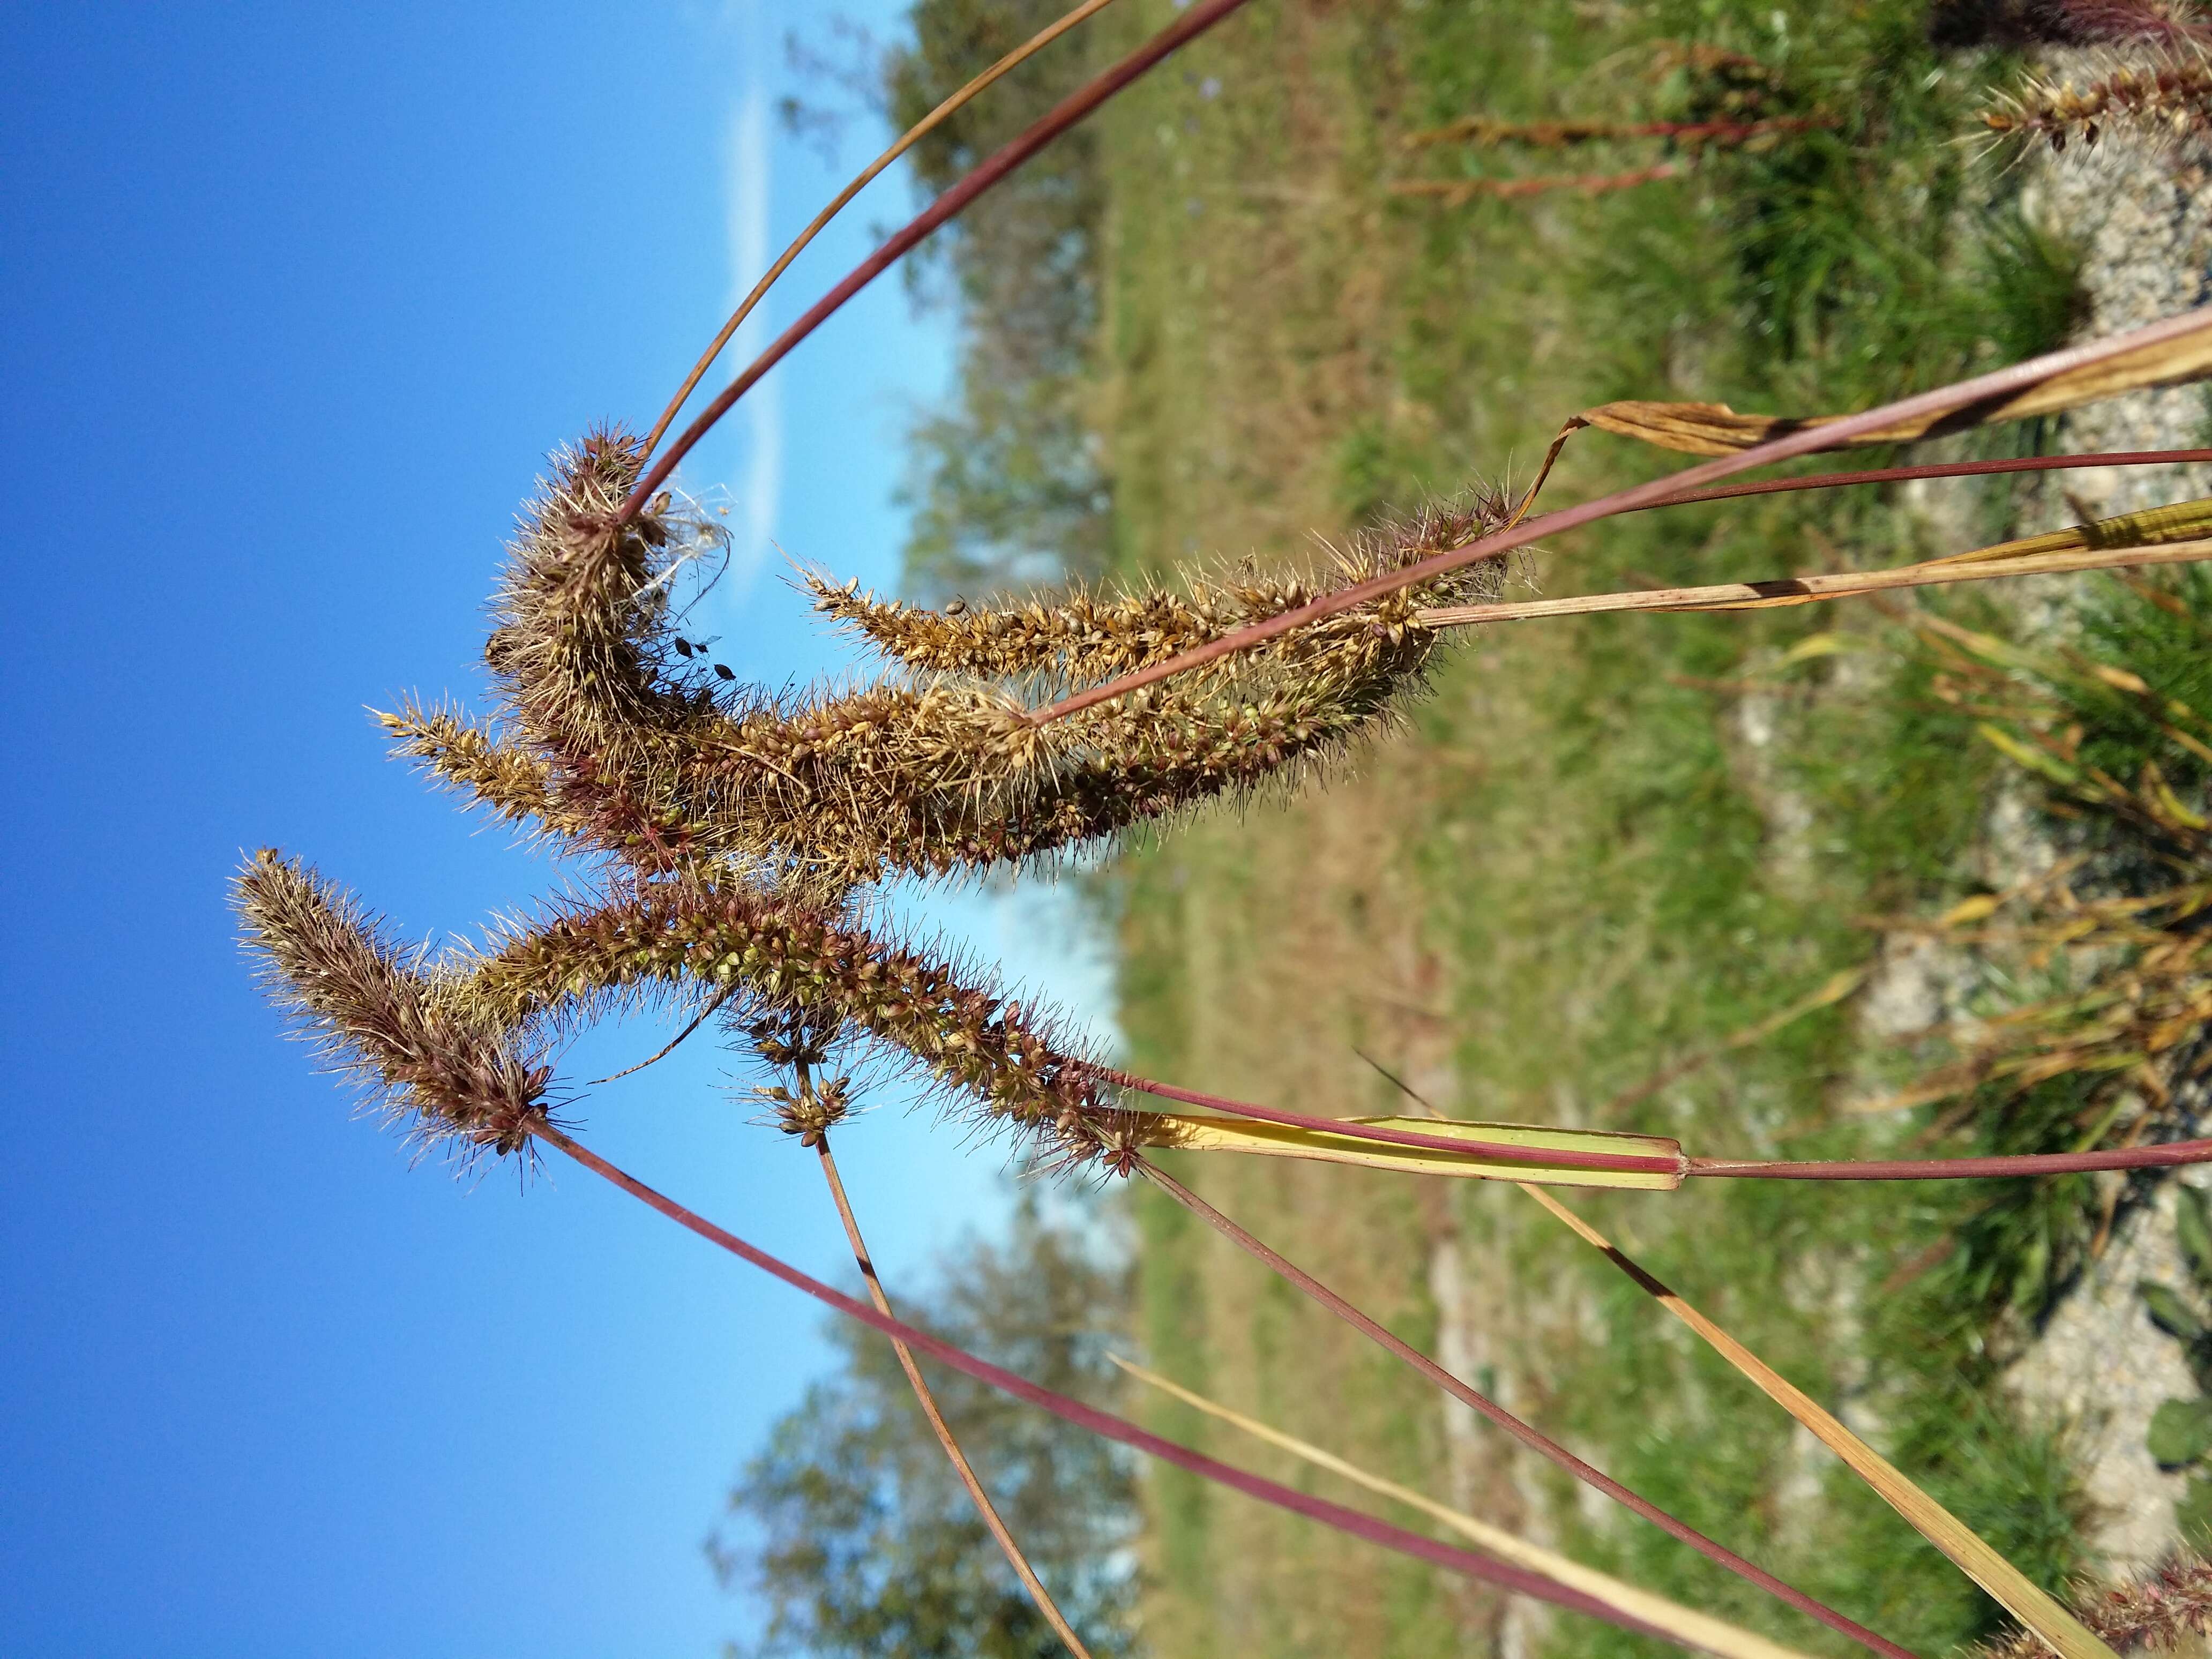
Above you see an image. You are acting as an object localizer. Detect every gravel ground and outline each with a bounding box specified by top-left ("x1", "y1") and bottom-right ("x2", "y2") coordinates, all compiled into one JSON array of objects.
[
  {"x1": 2021, "y1": 107, "x2": 2212, "y2": 523},
  {"x1": 2008, "y1": 1172, "x2": 2209, "y2": 1574},
  {"x1": 1993, "y1": 83, "x2": 2212, "y2": 1574}
]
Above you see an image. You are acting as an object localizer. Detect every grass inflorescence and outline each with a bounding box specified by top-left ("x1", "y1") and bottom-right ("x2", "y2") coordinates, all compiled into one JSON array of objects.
[
  {"x1": 231, "y1": 1, "x2": 2212, "y2": 1652},
  {"x1": 237, "y1": 421, "x2": 1521, "y2": 1181},
  {"x1": 1984, "y1": 51, "x2": 2212, "y2": 154}
]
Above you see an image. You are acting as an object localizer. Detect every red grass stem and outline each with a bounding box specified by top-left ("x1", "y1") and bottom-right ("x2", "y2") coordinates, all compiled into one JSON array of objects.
[
  {"x1": 617, "y1": 0, "x2": 1258, "y2": 525},
  {"x1": 639, "y1": 0, "x2": 1120, "y2": 459},
  {"x1": 1134, "y1": 1156, "x2": 1919, "y2": 1659},
  {"x1": 525, "y1": 1123, "x2": 1682, "y2": 1645},
  {"x1": 815, "y1": 1139, "x2": 1092, "y2": 1657},
  {"x1": 1028, "y1": 306, "x2": 2212, "y2": 723},
  {"x1": 1643, "y1": 448, "x2": 2212, "y2": 510}
]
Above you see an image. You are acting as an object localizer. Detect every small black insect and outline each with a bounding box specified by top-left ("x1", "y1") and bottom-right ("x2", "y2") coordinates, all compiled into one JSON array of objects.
[
  {"x1": 673, "y1": 639, "x2": 694, "y2": 658},
  {"x1": 714, "y1": 663, "x2": 736, "y2": 681}
]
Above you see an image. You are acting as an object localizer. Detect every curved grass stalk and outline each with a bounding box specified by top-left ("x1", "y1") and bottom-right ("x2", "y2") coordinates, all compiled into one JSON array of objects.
[
  {"x1": 1108, "y1": 1352, "x2": 1826, "y2": 1659},
  {"x1": 525, "y1": 1122, "x2": 1685, "y2": 1644},
  {"x1": 1131, "y1": 1155, "x2": 1919, "y2": 1659},
  {"x1": 582, "y1": 984, "x2": 735, "y2": 1085},
  {"x1": 1516, "y1": 1184, "x2": 2117, "y2": 1659},
  {"x1": 640, "y1": 0, "x2": 1122, "y2": 458},
  {"x1": 619, "y1": 0, "x2": 1259, "y2": 524},
  {"x1": 1643, "y1": 449, "x2": 2212, "y2": 512},
  {"x1": 814, "y1": 1138, "x2": 1092, "y2": 1658}
]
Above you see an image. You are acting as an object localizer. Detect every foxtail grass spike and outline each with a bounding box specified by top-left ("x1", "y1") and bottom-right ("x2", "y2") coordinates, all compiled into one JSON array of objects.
[
  {"x1": 808, "y1": 489, "x2": 1515, "y2": 685},
  {"x1": 241, "y1": 854, "x2": 1122, "y2": 1170},
  {"x1": 233, "y1": 851, "x2": 550, "y2": 1167},
  {"x1": 483, "y1": 436, "x2": 1510, "y2": 892},
  {"x1": 242, "y1": 425, "x2": 1521, "y2": 1176},
  {"x1": 1984, "y1": 53, "x2": 2212, "y2": 154},
  {"x1": 1975, "y1": 1554, "x2": 2212, "y2": 1657},
  {"x1": 378, "y1": 703, "x2": 579, "y2": 841}
]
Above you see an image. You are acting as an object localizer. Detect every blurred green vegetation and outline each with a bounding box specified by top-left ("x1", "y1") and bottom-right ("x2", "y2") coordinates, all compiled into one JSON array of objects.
[
  {"x1": 885, "y1": 0, "x2": 1117, "y2": 598},
  {"x1": 1080, "y1": 2, "x2": 2149, "y2": 1655},
  {"x1": 740, "y1": 1, "x2": 2212, "y2": 1653}
]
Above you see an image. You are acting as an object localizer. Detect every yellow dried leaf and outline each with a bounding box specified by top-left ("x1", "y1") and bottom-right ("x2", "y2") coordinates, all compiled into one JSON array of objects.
[
  {"x1": 1940, "y1": 893, "x2": 2004, "y2": 928},
  {"x1": 1978, "y1": 722, "x2": 2080, "y2": 783},
  {"x1": 1136, "y1": 1112, "x2": 1685, "y2": 1190},
  {"x1": 1929, "y1": 498, "x2": 2212, "y2": 573},
  {"x1": 1574, "y1": 330, "x2": 2212, "y2": 457},
  {"x1": 1573, "y1": 400, "x2": 1820, "y2": 456},
  {"x1": 2151, "y1": 774, "x2": 2210, "y2": 831},
  {"x1": 1781, "y1": 631, "x2": 1849, "y2": 664}
]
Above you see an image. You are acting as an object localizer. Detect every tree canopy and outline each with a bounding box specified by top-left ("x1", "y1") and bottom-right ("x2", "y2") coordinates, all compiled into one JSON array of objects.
[
  {"x1": 879, "y1": 0, "x2": 1116, "y2": 599},
  {"x1": 709, "y1": 1197, "x2": 1141, "y2": 1657}
]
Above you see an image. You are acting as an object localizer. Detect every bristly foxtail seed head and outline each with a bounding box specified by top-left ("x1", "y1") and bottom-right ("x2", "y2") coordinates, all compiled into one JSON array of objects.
[
  {"x1": 766, "y1": 1075, "x2": 851, "y2": 1148},
  {"x1": 232, "y1": 849, "x2": 550, "y2": 1171},
  {"x1": 1981, "y1": 50, "x2": 2212, "y2": 158},
  {"x1": 249, "y1": 422, "x2": 1507, "y2": 1167}
]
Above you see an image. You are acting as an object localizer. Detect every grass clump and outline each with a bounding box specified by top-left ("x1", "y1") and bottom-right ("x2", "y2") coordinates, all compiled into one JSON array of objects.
[{"x1": 1084, "y1": 1, "x2": 2151, "y2": 1651}]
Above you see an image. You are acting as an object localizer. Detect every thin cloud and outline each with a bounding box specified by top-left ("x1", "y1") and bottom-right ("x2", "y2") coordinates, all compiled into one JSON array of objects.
[{"x1": 720, "y1": 81, "x2": 783, "y2": 594}]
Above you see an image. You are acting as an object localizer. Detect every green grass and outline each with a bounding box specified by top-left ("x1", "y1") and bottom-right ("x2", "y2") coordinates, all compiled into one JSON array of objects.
[{"x1": 1077, "y1": 2, "x2": 2142, "y2": 1653}]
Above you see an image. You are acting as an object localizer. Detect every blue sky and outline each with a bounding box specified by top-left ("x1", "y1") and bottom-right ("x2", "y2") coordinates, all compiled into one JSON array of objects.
[{"x1": 1, "y1": 5, "x2": 1112, "y2": 1655}]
